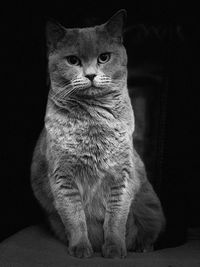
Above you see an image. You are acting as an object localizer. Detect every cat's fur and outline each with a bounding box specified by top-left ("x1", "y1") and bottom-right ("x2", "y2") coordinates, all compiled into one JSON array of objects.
[{"x1": 31, "y1": 10, "x2": 165, "y2": 258}]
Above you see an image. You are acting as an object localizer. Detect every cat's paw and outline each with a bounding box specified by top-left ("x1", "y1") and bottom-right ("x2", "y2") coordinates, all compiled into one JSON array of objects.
[
  {"x1": 102, "y1": 236, "x2": 127, "y2": 258},
  {"x1": 68, "y1": 240, "x2": 93, "y2": 258}
]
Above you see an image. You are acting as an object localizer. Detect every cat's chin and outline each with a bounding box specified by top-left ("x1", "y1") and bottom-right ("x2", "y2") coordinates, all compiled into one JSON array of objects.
[
  {"x1": 83, "y1": 85, "x2": 102, "y2": 90},
  {"x1": 76, "y1": 86, "x2": 104, "y2": 96}
]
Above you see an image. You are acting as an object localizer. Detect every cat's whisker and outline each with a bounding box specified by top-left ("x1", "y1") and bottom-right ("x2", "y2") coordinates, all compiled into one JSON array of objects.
[
  {"x1": 100, "y1": 78, "x2": 111, "y2": 82},
  {"x1": 50, "y1": 84, "x2": 80, "y2": 103},
  {"x1": 63, "y1": 86, "x2": 81, "y2": 98},
  {"x1": 51, "y1": 81, "x2": 71, "y2": 89},
  {"x1": 73, "y1": 80, "x2": 86, "y2": 85},
  {"x1": 50, "y1": 91, "x2": 65, "y2": 102},
  {"x1": 50, "y1": 84, "x2": 73, "y2": 100},
  {"x1": 56, "y1": 81, "x2": 71, "y2": 87},
  {"x1": 50, "y1": 94, "x2": 72, "y2": 110},
  {"x1": 72, "y1": 80, "x2": 89, "y2": 86}
]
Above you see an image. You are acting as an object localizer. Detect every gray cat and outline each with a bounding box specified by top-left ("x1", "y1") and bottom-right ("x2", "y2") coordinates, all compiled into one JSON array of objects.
[{"x1": 31, "y1": 10, "x2": 165, "y2": 258}]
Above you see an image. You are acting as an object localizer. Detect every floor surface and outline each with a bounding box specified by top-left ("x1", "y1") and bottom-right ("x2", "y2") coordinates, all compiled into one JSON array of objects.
[{"x1": 0, "y1": 225, "x2": 200, "y2": 267}]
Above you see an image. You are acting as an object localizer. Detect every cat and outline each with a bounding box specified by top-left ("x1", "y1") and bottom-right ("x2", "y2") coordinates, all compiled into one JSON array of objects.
[{"x1": 31, "y1": 9, "x2": 165, "y2": 258}]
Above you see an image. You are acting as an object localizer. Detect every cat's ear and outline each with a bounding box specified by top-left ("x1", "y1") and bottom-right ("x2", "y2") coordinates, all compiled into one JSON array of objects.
[
  {"x1": 46, "y1": 19, "x2": 66, "y2": 51},
  {"x1": 104, "y1": 9, "x2": 127, "y2": 42}
]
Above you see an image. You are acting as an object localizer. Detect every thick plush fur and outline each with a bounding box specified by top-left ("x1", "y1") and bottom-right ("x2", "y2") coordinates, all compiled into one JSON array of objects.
[{"x1": 31, "y1": 10, "x2": 165, "y2": 258}]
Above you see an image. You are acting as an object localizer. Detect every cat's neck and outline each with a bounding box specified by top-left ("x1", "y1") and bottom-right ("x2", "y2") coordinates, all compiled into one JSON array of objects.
[{"x1": 45, "y1": 85, "x2": 135, "y2": 135}]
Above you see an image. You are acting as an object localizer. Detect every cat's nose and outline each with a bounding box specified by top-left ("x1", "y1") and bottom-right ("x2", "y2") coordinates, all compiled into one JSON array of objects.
[{"x1": 85, "y1": 74, "x2": 96, "y2": 81}]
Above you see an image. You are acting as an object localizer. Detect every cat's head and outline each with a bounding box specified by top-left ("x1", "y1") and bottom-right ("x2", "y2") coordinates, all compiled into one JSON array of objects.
[{"x1": 46, "y1": 10, "x2": 128, "y2": 106}]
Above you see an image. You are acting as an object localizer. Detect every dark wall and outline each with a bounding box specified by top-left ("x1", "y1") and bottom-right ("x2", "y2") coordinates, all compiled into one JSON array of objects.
[{"x1": 0, "y1": 2, "x2": 199, "y2": 246}]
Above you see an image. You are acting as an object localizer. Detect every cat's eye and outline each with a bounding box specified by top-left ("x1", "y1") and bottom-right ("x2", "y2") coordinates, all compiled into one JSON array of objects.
[
  {"x1": 97, "y1": 53, "x2": 111, "y2": 64},
  {"x1": 65, "y1": 55, "x2": 81, "y2": 66}
]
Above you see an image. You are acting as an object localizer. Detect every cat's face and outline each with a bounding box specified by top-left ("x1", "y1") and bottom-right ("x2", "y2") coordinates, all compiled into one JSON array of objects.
[{"x1": 47, "y1": 10, "x2": 127, "y2": 105}]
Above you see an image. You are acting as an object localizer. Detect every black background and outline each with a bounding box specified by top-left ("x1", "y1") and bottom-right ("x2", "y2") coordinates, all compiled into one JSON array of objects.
[{"x1": 0, "y1": 1, "x2": 200, "y2": 248}]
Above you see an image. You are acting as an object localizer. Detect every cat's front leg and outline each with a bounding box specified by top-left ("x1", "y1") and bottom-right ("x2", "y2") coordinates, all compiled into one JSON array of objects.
[
  {"x1": 102, "y1": 177, "x2": 134, "y2": 258},
  {"x1": 50, "y1": 172, "x2": 93, "y2": 258}
]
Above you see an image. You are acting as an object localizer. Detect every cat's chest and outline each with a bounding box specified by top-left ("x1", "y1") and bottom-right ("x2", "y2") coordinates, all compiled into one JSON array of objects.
[{"x1": 46, "y1": 115, "x2": 129, "y2": 165}]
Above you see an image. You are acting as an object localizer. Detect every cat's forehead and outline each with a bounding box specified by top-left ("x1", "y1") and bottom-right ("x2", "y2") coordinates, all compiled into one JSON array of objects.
[{"x1": 58, "y1": 25, "x2": 118, "y2": 57}]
